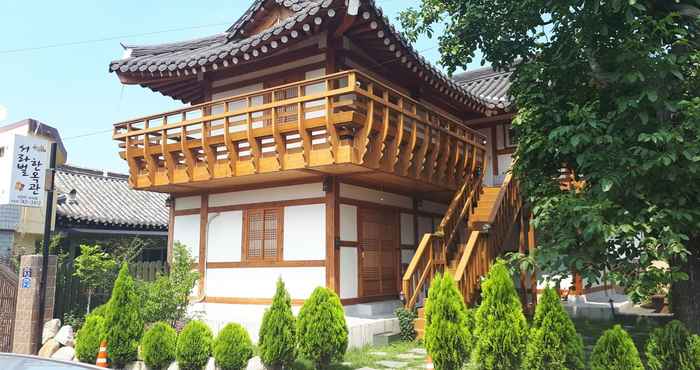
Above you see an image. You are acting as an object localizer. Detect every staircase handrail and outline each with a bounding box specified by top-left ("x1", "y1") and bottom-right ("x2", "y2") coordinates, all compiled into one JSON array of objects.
[
  {"x1": 402, "y1": 169, "x2": 484, "y2": 309},
  {"x1": 453, "y1": 171, "x2": 522, "y2": 304}
]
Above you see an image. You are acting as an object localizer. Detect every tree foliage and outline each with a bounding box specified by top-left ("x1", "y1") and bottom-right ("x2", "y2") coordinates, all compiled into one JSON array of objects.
[
  {"x1": 141, "y1": 242, "x2": 198, "y2": 326},
  {"x1": 473, "y1": 260, "x2": 528, "y2": 370},
  {"x1": 424, "y1": 272, "x2": 472, "y2": 370},
  {"x1": 258, "y1": 278, "x2": 296, "y2": 369},
  {"x1": 400, "y1": 0, "x2": 700, "y2": 331},
  {"x1": 296, "y1": 287, "x2": 348, "y2": 369},
  {"x1": 103, "y1": 263, "x2": 144, "y2": 368},
  {"x1": 73, "y1": 244, "x2": 116, "y2": 314},
  {"x1": 589, "y1": 325, "x2": 644, "y2": 370},
  {"x1": 523, "y1": 287, "x2": 585, "y2": 370}
]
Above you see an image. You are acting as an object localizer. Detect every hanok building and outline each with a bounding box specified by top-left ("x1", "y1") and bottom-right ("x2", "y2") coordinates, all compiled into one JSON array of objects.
[{"x1": 108, "y1": 0, "x2": 536, "y2": 341}]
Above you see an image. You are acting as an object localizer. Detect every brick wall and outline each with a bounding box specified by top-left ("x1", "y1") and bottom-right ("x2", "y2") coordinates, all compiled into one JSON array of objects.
[{"x1": 12, "y1": 255, "x2": 57, "y2": 355}]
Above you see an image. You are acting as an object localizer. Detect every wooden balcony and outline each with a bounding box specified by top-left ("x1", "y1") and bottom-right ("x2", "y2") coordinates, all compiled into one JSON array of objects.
[{"x1": 113, "y1": 70, "x2": 487, "y2": 195}]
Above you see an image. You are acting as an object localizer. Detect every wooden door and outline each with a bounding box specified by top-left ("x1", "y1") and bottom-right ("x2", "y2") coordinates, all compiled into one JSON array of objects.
[{"x1": 359, "y1": 207, "x2": 398, "y2": 298}]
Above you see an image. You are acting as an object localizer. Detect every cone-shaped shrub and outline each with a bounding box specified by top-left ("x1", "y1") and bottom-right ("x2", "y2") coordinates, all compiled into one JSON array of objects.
[
  {"x1": 75, "y1": 313, "x2": 105, "y2": 364},
  {"x1": 104, "y1": 263, "x2": 144, "y2": 368},
  {"x1": 645, "y1": 320, "x2": 697, "y2": 370},
  {"x1": 141, "y1": 322, "x2": 177, "y2": 370},
  {"x1": 473, "y1": 260, "x2": 528, "y2": 370},
  {"x1": 690, "y1": 335, "x2": 700, "y2": 369},
  {"x1": 424, "y1": 272, "x2": 472, "y2": 370},
  {"x1": 177, "y1": 320, "x2": 213, "y2": 370},
  {"x1": 213, "y1": 323, "x2": 253, "y2": 370},
  {"x1": 297, "y1": 287, "x2": 348, "y2": 369},
  {"x1": 259, "y1": 278, "x2": 296, "y2": 369},
  {"x1": 589, "y1": 325, "x2": 643, "y2": 370},
  {"x1": 522, "y1": 287, "x2": 585, "y2": 370}
]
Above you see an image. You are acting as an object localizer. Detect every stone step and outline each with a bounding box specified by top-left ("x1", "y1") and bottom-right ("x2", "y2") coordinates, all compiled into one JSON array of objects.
[{"x1": 372, "y1": 331, "x2": 402, "y2": 346}]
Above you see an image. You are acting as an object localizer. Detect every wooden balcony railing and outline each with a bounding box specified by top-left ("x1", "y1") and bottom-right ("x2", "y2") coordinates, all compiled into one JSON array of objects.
[
  {"x1": 453, "y1": 172, "x2": 522, "y2": 304},
  {"x1": 113, "y1": 70, "x2": 487, "y2": 189},
  {"x1": 401, "y1": 165, "x2": 483, "y2": 309}
]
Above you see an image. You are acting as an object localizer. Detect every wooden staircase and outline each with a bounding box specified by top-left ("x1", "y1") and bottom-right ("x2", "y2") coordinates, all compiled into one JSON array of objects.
[{"x1": 403, "y1": 171, "x2": 527, "y2": 339}]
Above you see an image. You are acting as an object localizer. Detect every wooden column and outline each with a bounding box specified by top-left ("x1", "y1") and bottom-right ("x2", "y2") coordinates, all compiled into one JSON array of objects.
[
  {"x1": 527, "y1": 212, "x2": 537, "y2": 306},
  {"x1": 518, "y1": 210, "x2": 527, "y2": 305},
  {"x1": 198, "y1": 194, "x2": 209, "y2": 297},
  {"x1": 324, "y1": 177, "x2": 339, "y2": 292},
  {"x1": 166, "y1": 198, "x2": 175, "y2": 267}
]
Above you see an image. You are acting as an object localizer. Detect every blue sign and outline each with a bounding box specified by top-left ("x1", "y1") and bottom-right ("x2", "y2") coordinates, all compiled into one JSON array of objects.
[
  {"x1": 21, "y1": 267, "x2": 31, "y2": 278},
  {"x1": 21, "y1": 277, "x2": 31, "y2": 289}
]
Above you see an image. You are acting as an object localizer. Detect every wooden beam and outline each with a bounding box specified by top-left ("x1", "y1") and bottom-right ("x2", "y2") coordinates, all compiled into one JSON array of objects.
[{"x1": 325, "y1": 177, "x2": 338, "y2": 292}]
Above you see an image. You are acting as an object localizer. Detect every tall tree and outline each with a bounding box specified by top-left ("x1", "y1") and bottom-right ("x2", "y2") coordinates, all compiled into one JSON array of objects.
[{"x1": 400, "y1": 1, "x2": 700, "y2": 331}]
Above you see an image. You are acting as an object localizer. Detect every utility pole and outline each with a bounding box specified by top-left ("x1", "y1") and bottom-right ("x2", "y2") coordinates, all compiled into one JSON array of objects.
[{"x1": 35, "y1": 141, "x2": 57, "y2": 353}]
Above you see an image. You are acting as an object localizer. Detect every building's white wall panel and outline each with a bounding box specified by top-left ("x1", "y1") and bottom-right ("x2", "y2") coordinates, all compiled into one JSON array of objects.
[
  {"x1": 212, "y1": 82, "x2": 263, "y2": 101},
  {"x1": 205, "y1": 267, "x2": 325, "y2": 299},
  {"x1": 339, "y1": 204, "x2": 358, "y2": 242},
  {"x1": 496, "y1": 154, "x2": 513, "y2": 184},
  {"x1": 207, "y1": 211, "x2": 243, "y2": 262},
  {"x1": 339, "y1": 247, "x2": 358, "y2": 299},
  {"x1": 283, "y1": 204, "x2": 325, "y2": 261},
  {"x1": 400, "y1": 213, "x2": 415, "y2": 245},
  {"x1": 209, "y1": 183, "x2": 324, "y2": 207},
  {"x1": 339, "y1": 183, "x2": 412, "y2": 209},
  {"x1": 417, "y1": 216, "x2": 433, "y2": 240},
  {"x1": 175, "y1": 196, "x2": 201, "y2": 210},
  {"x1": 479, "y1": 127, "x2": 495, "y2": 186},
  {"x1": 173, "y1": 214, "x2": 200, "y2": 258}
]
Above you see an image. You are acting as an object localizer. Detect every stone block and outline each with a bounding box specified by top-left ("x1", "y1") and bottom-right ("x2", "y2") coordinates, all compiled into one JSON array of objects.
[
  {"x1": 55, "y1": 325, "x2": 74, "y2": 346},
  {"x1": 37, "y1": 338, "x2": 60, "y2": 358},
  {"x1": 124, "y1": 361, "x2": 146, "y2": 370},
  {"x1": 42, "y1": 319, "x2": 61, "y2": 344},
  {"x1": 51, "y1": 346, "x2": 76, "y2": 361}
]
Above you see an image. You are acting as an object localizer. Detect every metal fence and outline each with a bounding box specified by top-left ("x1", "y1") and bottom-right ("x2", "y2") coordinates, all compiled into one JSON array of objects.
[{"x1": 0, "y1": 264, "x2": 18, "y2": 352}]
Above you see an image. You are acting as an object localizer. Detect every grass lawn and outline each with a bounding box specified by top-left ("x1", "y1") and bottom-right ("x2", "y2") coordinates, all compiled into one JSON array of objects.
[{"x1": 289, "y1": 340, "x2": 427, "y2": 369}]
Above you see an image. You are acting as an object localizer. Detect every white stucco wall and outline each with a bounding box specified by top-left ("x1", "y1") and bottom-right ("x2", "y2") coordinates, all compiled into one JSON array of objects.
[
  {"x1": 283, "y1": 204, "x2": 325, "y2": 261},
  {"x1": 175, "y1": 196, "x2": 201, "y2": 210},
  {"x1": 207, "y1": 211, "x2": 243, "y2": 262},
  {"x1": 209, "y1": 182, "x2": 324, "y2": 207},
  {"x1": 339, "y1": 204, "x2": 358, "y2": 242},
  {"x1": 173, "y1": 214, "x2": 200, "y2": 258},
  {"x1": 339, "y1": 247, "x2": 358, "y2": 299},
  {"x1": 205, "y1": 267, "x2": 325, "y2": 299}
]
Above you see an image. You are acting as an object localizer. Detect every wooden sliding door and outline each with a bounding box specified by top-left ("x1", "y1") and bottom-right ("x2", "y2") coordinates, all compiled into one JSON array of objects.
[{"x1": 359, "y1": 207, "x2": 399, "y2": 298}]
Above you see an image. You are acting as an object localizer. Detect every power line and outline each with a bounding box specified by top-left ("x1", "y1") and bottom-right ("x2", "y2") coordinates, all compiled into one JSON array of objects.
[{"x1": 0, "y1": 22, "x2": 230, "y2": 55}]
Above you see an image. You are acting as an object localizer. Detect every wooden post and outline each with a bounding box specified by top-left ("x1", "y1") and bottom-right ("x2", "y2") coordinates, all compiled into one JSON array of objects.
[
  {"x1": 527, "y1": 213, "x2": 537, "y2": 306},
  {"x1": 518, "y1": 210, "x2": 527, "y2": 306},
  {"x1": 324, "y1": 177, "x2": 339, "y2": 292}
]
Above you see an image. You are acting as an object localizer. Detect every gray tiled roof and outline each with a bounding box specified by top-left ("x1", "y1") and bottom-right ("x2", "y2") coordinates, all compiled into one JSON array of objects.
[
  {"x1": 55, "y1": 165, "x2": 168, "y2": 230},
  {"x1": 109, "y1": 0, "x2": 511, "y2": 114},
  {"x1": 453, "y1": 66, "x2": 513, "y2": 111}
]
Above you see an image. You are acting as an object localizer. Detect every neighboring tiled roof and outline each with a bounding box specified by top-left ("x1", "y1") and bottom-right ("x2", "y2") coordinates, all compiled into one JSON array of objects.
[
  {"x1": 453, "y1": 66, "x2": 513, "y2": 111},
  {"x1": 55, "y1": 165, "x2": 168, "y2": 230},
  {"x1": 109, "y1": 0, "x2": 510, "y2": 114}
]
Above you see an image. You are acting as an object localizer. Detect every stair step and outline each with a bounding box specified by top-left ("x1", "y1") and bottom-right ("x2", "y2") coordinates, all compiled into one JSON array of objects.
[{"x1": 373, "y1": 331, "x2": 402, "y2": 346}]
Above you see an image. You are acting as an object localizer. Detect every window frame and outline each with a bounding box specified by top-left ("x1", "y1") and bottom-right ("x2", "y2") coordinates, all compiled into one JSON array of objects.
[{"x1": 242, "y1": 207, "x2": 284, "y2": 262}]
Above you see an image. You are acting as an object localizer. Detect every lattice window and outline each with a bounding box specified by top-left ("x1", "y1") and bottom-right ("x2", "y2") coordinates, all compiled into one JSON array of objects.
[{"x1": 243, "y1": 208, "x2": 282, "y2": 261}]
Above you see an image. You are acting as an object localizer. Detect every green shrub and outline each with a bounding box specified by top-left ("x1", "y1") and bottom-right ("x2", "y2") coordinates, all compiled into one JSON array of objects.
[
  {"x1": 645, "y1": 320, "x2": 697, "y2": 370},
  {"x1": 395, "y1": 307, "x2": 418, "y2": 342},
  {"x1": 176, "y1": 320, "x2": 213, "y2": 370},
  {"x1": 297, "y1": 287, "x2": 348, "y2": 369},
  {"x1": 473, "y1": 260, "x2": 528, "y2": 370},
  {"x1": 259, "y1": 278, "x2": 296, "y2": 369},
  {"x1": 141, "y1": 322, "x2": 177, "y2": 370},
  {"x1": 213, "y1": 323, "x2": 254, "y2": 370},
  {"x1": 589, "y1": 325, "x2": 644, "y2": 370},
  {"x1": 522, "y1": 287, "x2": 585, "y2": 370},
  {"x1": 424, "y1": 272, "x2": 472, "y2": 370},
  {"x1": 91, "y1": 304, "x2": 108, "y2": 317},
  {"x1": 690, "y1": 334, "x2": 700, "y2": 369},
  {"x1": 75, "y1": 314, "x2": 105, "y2": 364},
  {"x1": 103, "y1": 263, "x2": 144, "y2": 368}
]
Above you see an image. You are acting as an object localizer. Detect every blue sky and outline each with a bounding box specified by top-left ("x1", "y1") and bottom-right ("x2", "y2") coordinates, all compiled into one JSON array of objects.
[{"x1": 0, "y1": 0, "x2": 482, "y2": 173}]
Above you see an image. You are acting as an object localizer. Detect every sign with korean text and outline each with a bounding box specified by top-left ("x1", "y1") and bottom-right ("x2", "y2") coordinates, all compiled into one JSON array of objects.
[{"x1": 0, "y1": 134, "x2": 50, "y2": 208}]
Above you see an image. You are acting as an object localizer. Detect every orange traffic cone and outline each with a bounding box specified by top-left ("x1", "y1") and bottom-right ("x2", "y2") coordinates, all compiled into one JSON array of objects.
[
  {"x1": 425, "y1": 354, "x2": 433, "y2": 369},
  {"x1": 95, "y1": 340, "x2": 110, "y2": 368}
]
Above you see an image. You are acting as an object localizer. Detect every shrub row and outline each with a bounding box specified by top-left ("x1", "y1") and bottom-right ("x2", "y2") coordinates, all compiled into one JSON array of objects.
[
  {"x1": 424, "y1": 259, "x2": 700, "y2": 370},
  {"x1": 75, "y1": 270, "x2": 349, "y2": 369}
]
